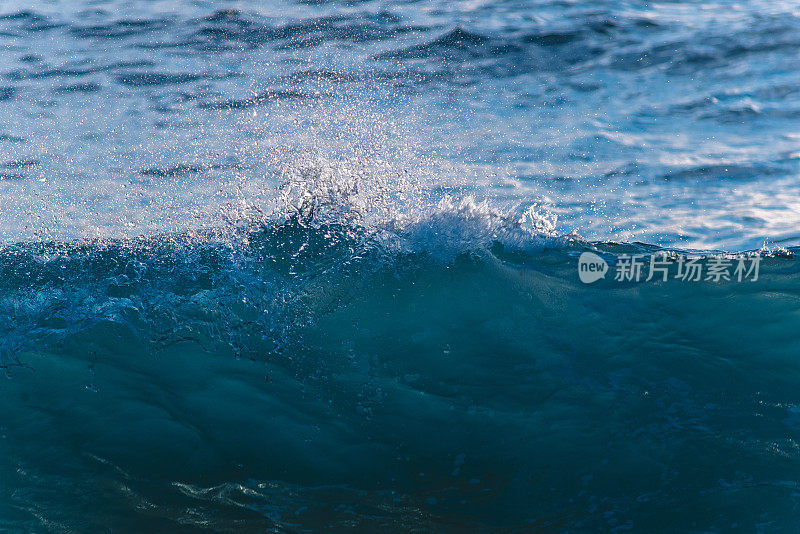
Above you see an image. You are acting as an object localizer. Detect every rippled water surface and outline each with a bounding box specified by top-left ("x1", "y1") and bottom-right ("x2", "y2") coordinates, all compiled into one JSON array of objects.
[
  {"x1": 1, "y1": 0, "x2": 800, "y2": 532},
  {"x1": 1, "y1": 0, "x2": 799, "y2": 249}
]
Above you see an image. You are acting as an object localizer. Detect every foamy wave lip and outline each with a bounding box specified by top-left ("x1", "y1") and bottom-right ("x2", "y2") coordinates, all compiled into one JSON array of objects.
[
  {"x1": 388, "y1": 195, "x2": 562, "y2": 256},
  {"x1": 243, "y1": 156, "x2": 568, "y2": 258}
]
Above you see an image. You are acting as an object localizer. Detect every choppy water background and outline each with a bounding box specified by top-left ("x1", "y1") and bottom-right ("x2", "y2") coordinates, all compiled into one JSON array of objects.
[{"x1": 2, "y1": 0, "x2": 800, "y2": 532}]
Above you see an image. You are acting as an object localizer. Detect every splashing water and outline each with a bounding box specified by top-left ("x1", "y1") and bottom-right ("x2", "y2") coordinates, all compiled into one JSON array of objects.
[{"x1": 1, "y1": 0, "x2": 800, "y2": 532}]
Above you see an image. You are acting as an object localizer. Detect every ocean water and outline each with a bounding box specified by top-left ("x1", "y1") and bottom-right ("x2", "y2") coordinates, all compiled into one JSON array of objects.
[{"x1": 1, "y1": 0, "x2": 800, "y2": 532}]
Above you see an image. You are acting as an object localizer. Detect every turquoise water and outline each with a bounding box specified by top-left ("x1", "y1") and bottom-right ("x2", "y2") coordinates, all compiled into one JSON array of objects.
[{"x1": 1, "y1": 0, "x2": 800, "y2": 531}]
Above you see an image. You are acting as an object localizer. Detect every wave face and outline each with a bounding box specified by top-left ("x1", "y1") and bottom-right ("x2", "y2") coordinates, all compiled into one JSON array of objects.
[
  {"x1": 2, "y1": 0, "x2": 800, "y2": 531},
  {"x1": 2, "y1": 212, "x2": 800, "y2": 531}
]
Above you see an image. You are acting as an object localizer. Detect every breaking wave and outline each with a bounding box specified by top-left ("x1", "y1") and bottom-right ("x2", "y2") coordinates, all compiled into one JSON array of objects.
[
  {"x1": 2, "y1": 164, "x2": 800, "y2": 531},
  {"x1": 3, "y1": 0, "x2": 800, "y2": 531}
]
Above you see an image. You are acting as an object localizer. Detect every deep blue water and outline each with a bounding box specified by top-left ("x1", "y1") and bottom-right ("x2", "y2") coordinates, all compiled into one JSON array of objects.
[{"x1": 1, "y1": 0, "x2": 800, "y2": 532}]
